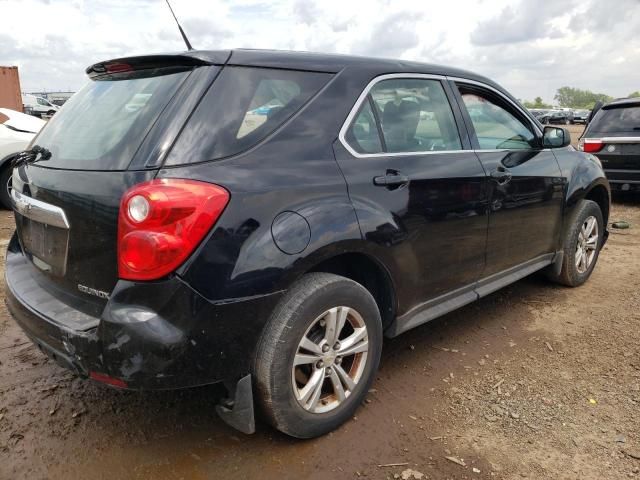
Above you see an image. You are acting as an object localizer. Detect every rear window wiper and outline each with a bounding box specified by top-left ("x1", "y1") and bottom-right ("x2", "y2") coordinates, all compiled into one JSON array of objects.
[{"x1": 12, "y1": 145, "x2": 52, "y2": 168}]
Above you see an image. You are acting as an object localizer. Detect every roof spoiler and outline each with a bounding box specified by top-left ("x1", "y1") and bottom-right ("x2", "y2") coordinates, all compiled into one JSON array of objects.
[
  {"x1": 85, "y1": 52, "x2": 230, "y2": 79},
  {"x1": 602, "y1": 99, "x2": 640, "y2": 110}
]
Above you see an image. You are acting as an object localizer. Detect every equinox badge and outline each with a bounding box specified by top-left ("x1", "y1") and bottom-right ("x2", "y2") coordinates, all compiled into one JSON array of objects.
[{"x1": 77, "y1": 284, "x2": 110, "y2": 299}]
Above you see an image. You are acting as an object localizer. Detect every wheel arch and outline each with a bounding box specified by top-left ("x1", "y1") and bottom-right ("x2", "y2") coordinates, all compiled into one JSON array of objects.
[
  {"x1": 0, "y1": 152, "x2": 16, "y2": 170},
  {"x1": 583, "y1": 183, "x2": 610, "y2": 226},
  {"x1": 303, "y1": 250, "x2": 397, "y2": 330}
]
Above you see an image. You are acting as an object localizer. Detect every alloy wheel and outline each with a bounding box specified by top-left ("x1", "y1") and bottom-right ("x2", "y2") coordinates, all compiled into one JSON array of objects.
[
  {"x1": 292, "y1": 306, "x2": 369, "y2": 414},
  {"x1": 575, "y1": 215, "x2": 598, "y2": 274}
]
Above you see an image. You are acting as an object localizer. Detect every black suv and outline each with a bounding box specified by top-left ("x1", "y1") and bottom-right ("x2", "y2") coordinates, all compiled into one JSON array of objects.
[
  {"x1": 579, "y1": 97, "x2": 640, "y2": 191},
  {"x1": 6, "y1": 50, "x2": 610, "y2": 438}
]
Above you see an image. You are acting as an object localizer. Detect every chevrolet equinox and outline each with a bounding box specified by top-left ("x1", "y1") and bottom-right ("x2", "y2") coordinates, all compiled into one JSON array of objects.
[{"x1": 6, "y1": 49, "x2": 610, "y2": 438}]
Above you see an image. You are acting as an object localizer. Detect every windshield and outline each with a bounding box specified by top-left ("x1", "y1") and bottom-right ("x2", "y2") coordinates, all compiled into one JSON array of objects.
[
  {"x1": 32, "y1": 67, "x2": 190, "y2": 170},
  {"x1": 589, "y1": 106, "x2": 640, "y2": 133}
]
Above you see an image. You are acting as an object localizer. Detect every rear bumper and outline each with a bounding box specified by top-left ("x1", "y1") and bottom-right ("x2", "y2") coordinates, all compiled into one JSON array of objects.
[
  {"x1": 603, "y1": 168, "x2": 640, "y2": 190},
  {"x1": 5, "y1": 236, "x2": 283, "y2": 390}
]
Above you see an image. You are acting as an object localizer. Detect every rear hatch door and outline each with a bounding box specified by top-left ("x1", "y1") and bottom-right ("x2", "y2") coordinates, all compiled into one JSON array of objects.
[
  {"x1": 11, "y1": 55, "x2": 222, "y2": 326},
  {"x1": 586, "y1": 102, "x2": 640, "y2": 173}
]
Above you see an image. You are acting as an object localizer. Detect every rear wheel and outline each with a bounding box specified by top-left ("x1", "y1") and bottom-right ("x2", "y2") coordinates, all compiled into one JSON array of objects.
[
  {"x1": 548, "y1": 199, "x2": 603, "y2": 287},
  {"x1": 0, "y1": 163, "x2": 13, "y2": 210},
  {"x1": 254, "y1": 273, "x2": 382, "y2": 438}
]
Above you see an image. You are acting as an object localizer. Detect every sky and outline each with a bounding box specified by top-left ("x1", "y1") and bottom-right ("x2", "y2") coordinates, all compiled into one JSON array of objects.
[{"x1": 0, "y1": 0, "x2": 638, "y2": 103}]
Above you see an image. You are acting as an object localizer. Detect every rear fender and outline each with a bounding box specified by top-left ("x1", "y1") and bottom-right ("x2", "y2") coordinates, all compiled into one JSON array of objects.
[{"x1": 178, "y1": 191, "x2": 363, "y2": 301}]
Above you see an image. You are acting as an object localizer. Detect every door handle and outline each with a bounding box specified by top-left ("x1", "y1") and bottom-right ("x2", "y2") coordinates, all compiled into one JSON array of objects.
[
  {"x1": 373, "y1": 171, "x2": 410, "y2": 189},
  {"x1": 490, "y1": 166, "x2": 512, "y2": 185}
]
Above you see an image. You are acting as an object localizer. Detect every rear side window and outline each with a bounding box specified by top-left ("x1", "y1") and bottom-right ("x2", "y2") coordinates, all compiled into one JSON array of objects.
[
  {"x1": 344, "y1": 78, "x2": 462, "y2": 155},
  {"x1": 589, "y1": 106, "x2": 640, "y2": 133},
  {"x1": 345, "y1": 100, "x2": 383, "y2": 154},
  {"x1": 165, "y1": 67, "x2": 331, "y2": 164},
  {"x1": 33, "y1": 67, "x2": 190, "y2": 170}
]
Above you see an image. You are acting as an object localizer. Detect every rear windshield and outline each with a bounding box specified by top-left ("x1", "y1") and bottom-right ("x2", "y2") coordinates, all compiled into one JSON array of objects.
[
  {"x1": 165, "y1": 66, "x2": 331, "y2": 165},
  {"x1": 589, "y1": 106, "x2": 640, "y2": 133},
  {"x1": 32, "y1": 67, "x2": 190, "y2": 170}
]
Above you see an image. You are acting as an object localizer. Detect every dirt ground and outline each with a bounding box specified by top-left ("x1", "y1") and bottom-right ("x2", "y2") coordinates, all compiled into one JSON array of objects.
[{"x1": 2, "y1": 128, "x2": 640, "y2": 479}]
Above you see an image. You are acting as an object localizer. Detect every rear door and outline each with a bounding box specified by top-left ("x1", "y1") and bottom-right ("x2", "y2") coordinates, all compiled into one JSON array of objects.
[
  {"x1": 334, "y1": 75, "x2": 489, "y2": 323},
  {"x1": 451, "y1": 80, "x2": 564, "y2": 287},
  {"x1": 11, "y1": 61, "x2": 217, "y2": 322}
]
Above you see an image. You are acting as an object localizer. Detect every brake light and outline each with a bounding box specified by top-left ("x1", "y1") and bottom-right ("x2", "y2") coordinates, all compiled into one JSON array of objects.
[
  {"x1": 118, "y1": 179, "x2": 229, "y2": 281},
  {"x1": 105, "y1": 62, "x2": 133, "y2": 73},
  {"x1": 582, "y1": 139, "x2": 604, "y2": 153}
]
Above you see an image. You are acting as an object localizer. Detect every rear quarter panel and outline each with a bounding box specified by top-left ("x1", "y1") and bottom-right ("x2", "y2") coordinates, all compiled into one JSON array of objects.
[{"x1": 159, "y1": 67, "x2": 374, "y2": 302}]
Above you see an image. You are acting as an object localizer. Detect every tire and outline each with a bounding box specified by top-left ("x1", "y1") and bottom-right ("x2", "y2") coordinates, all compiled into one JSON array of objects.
[
  {"x1": 0, "y1": 163, "x2": 13, "y2": 210},
  {"x1": 254, "y1": 272, "x2": 382, "y2": 438},
  {"x1": 548, "y1": 200, "x2": 603, "y2": 287},
  {"x1": 47, "y1": 110, "x2": 56, "y2": 116}
]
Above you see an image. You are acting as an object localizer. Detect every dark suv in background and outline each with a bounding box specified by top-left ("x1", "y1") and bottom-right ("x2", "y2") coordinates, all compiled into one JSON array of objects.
[
  {"x1": 6, "y1": 49, "x2": 610, "y2": 438},
  {"x1": 540, "y1": 110, "x2": 574, "y2": 125},
  {"x1": 579, "y1": 97, "x2": 640, "y2": 191}
]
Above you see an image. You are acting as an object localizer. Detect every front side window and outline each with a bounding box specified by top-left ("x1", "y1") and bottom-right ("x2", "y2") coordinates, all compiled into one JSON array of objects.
[{"x1": 459, "y1": 89, "x2": 536, "y2": 150}]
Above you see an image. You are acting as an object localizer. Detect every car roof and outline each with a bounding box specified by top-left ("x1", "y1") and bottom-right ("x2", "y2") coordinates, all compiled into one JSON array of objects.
[{"x1": 88, "y1": 48, "x2": 507, "y2": 95}]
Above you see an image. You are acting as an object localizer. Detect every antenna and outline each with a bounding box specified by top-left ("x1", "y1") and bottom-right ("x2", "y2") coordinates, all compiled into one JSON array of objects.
[{"x1": 164, "y1": 0, "x2": 193, "y2": 51}]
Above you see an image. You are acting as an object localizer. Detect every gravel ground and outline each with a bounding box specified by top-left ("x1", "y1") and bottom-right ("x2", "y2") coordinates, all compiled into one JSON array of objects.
[{"x1": 1, "y1": 129, "x2": 640, "y2": 479}]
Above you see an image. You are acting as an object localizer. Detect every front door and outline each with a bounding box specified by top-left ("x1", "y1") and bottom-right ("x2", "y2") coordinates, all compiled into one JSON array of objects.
[
  {"x1": 452, "y1": 82, "x2": 565, "y2": 282},
  {"x1": 334, "y1": 75, "x2": 490, "y2": 320}
]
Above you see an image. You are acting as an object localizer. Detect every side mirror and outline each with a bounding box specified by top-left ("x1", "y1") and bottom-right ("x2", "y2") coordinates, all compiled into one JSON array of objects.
[{"x1": 543, "y1": 126, "x2": 571, "y2": 148}]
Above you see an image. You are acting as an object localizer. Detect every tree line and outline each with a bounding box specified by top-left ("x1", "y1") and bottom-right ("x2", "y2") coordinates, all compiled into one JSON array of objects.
[{"x1": 523, "y1": 87, "x2": 640, "y2": 110}]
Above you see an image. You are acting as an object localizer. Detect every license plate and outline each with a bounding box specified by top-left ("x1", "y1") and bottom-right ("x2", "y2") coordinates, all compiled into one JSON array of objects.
[{"x1": 19, "y1": 217, "x2": 69, "y2": 277}]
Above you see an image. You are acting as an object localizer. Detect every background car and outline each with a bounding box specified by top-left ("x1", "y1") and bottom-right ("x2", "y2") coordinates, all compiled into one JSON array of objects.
[
  {"x1": 579, "y1": 97, "x2": 640, "y2": 191},
  {"x1": 573, "y1": 109, "x2": 590, "y2": 124},
  {"x1": 539, "y1": 110, "x2": 574, "y2": 125},
  {"x1": 21, "y1": 94, "x2": 59, "y2": 118},
  {"x1": 529, "y1": 108, "x2": 550, "y2": 120},
  {"x1": 0, "y1": 108, "x2": 44, "y2": 208}
]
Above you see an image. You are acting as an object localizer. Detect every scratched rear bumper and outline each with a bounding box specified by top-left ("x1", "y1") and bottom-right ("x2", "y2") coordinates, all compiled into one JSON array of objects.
[{"x1": 5, "y1": 235, "x2": 283, "y2": 390}]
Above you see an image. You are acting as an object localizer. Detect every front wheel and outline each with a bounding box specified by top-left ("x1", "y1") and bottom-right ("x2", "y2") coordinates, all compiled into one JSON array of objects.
[
  {"x1": 548, "y1": 199, "x2": 603, "y2": 287},
  {"x1": 254, "y1": 273, "x2": 382, "y2": 438}
]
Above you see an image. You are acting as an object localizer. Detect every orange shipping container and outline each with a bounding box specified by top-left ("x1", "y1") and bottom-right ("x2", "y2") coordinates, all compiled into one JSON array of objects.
[{"x1": 0, "y1": 66, "x2": 23, "y2": 112}]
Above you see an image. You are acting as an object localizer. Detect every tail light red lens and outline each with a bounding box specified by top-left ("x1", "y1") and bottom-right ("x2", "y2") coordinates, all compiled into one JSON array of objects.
[
  {"x1": 582, "y1": 139, "x2": 604, "y2": 153},
  {"x1": 118, "y1": 179, "x2": 229, "y2": 281}
]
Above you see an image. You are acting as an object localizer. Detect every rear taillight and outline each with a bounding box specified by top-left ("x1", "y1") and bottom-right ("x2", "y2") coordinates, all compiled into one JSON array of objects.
[
  {"x1": 581, "y1": 139, "x2": 604, "y2": 153},
  {"x1": 118, "y1": 179, "x2": 229, "y2": 281}
]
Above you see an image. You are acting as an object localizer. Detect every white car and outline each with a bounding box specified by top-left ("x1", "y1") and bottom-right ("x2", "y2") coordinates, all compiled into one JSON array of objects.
[
  {"x1": 0, "y1": 108, "x2": 45, "y2": 208},
  {"x1": 21, "y1": 94, "x2": 60, "y2": 118}
]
